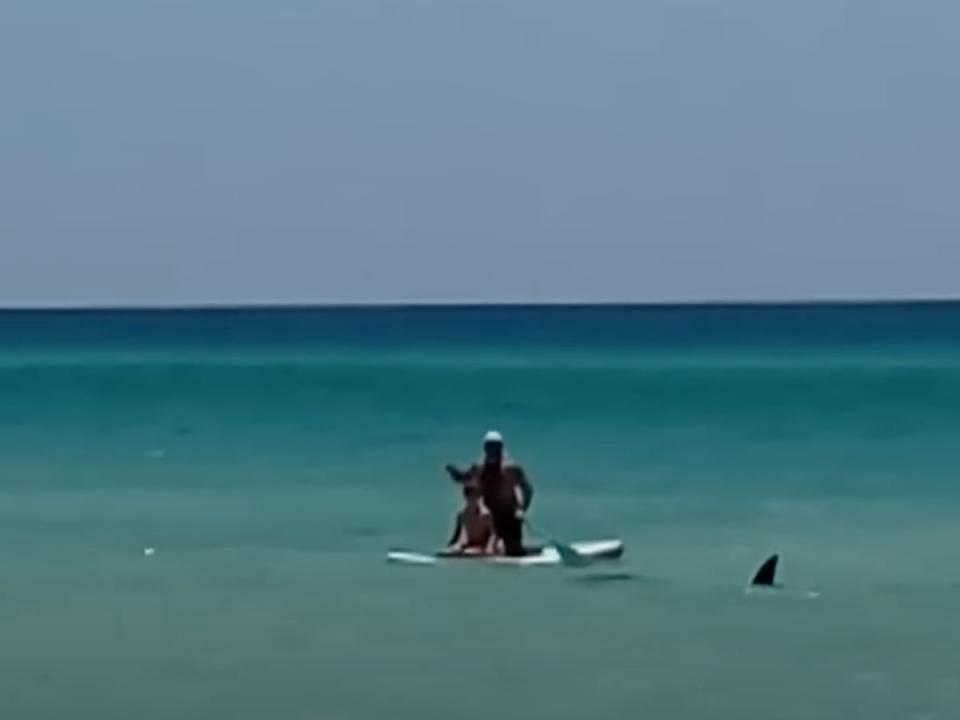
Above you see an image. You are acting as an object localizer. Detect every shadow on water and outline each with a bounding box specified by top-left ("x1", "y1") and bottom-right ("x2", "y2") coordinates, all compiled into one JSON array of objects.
[
  {"x1": 343, "y1": 524, "x2": 385, "y2": 539},
  {"x1": 566, "y1": 571, "x2": 645, "y2": 585}
]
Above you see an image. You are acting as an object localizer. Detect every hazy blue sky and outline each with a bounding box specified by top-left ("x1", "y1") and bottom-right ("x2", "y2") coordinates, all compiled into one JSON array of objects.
[{"x1": 2, "y1": 0, "x2": 958, "y2": 306}]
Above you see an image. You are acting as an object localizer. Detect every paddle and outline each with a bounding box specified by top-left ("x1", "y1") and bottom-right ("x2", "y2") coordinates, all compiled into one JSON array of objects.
[{"x1": 522, "y1": 518, "x2": 592, "y2": 567}]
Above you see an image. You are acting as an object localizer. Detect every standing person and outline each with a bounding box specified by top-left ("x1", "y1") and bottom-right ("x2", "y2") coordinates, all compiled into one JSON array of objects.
[{"x1": 445, "y1": 431, "x2": 534, "y2": 557}]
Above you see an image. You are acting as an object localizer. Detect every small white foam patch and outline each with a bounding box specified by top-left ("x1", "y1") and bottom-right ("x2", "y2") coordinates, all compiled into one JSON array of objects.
[{"x1": 143, "y1": 547, "x2": 156, "y2": 556}]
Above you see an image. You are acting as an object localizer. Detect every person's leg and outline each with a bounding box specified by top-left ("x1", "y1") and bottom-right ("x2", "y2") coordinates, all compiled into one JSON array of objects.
[{"x1": 493, "y1": 512, "x2": 525, "y2": 557}]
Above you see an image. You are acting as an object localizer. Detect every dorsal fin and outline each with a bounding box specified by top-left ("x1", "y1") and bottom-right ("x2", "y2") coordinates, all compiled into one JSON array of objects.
[{"x1": 751, "y1": 554, "x2": 779, "y2": 586}]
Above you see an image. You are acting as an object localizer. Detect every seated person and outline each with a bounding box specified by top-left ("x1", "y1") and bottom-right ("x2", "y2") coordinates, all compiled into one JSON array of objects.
[{"x1": 443, "y1": 483, "x2": 497, "y2": 556}]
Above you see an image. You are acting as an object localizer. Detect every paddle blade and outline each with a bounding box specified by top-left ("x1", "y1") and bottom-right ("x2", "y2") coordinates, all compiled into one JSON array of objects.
[{"x1": 552, "y1": 541, "x2": 592, "y2": 567}]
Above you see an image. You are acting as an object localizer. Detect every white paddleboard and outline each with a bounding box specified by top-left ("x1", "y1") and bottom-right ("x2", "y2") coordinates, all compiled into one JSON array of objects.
[{"x1": 386, "y1": 539, "x2": 624, "y2": 567}]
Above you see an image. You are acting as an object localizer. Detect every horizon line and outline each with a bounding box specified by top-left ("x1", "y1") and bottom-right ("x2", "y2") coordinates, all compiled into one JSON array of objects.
[{"x1": 1, "y1": 295, "x2": 959, "y2": 313}]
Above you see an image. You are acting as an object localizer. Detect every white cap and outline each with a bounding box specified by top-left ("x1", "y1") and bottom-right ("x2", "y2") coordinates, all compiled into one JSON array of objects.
[{"x1": 483, "y1": 430, "x2": 504, "y2": 445}]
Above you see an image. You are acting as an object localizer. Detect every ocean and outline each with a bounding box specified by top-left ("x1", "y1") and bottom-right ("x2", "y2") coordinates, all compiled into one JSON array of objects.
[{"x1": 1, "y1": 303, "x2": 959, "y2": 719}]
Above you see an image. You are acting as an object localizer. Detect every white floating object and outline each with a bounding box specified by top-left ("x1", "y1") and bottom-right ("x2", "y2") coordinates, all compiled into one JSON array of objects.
[
  {"x1": 386, "y1": 539, "x2": 624, "y2": 567},
  {"x1": 144, "y1": 547, "x2": 156, "y2": 556}
]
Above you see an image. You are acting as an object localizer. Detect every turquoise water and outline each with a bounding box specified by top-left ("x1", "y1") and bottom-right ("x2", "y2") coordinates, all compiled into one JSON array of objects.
[{"x1": 1, "y1": 304, "x2": 959, "y2": 719}]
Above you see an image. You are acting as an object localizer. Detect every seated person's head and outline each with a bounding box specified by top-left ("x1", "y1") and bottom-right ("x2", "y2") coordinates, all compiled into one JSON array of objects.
[{"x1": 463, "y1": 483, "x2": 482, "y2": 506}]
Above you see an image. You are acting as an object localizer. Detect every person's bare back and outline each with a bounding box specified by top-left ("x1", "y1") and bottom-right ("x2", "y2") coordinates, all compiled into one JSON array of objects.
[{"x1": 445, "y1": 485, "x2": 495, "y2": 555}]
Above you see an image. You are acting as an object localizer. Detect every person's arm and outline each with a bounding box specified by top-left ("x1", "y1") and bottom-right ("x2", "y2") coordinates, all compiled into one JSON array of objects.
[
  {"x1": 447, "y1": 513, "x2": 465, "y2": 548},
  {"x1": 514, "y1": 466, "x2": 534, "y2": 512},
  {"x1": 445, "y1": 464, "x2": 474, "y2": 484}
]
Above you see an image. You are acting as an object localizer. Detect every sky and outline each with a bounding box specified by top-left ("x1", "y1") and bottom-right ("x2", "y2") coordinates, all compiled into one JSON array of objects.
[{"x1": 1, "y1": 0, "x2": 958, "y2": 307}]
